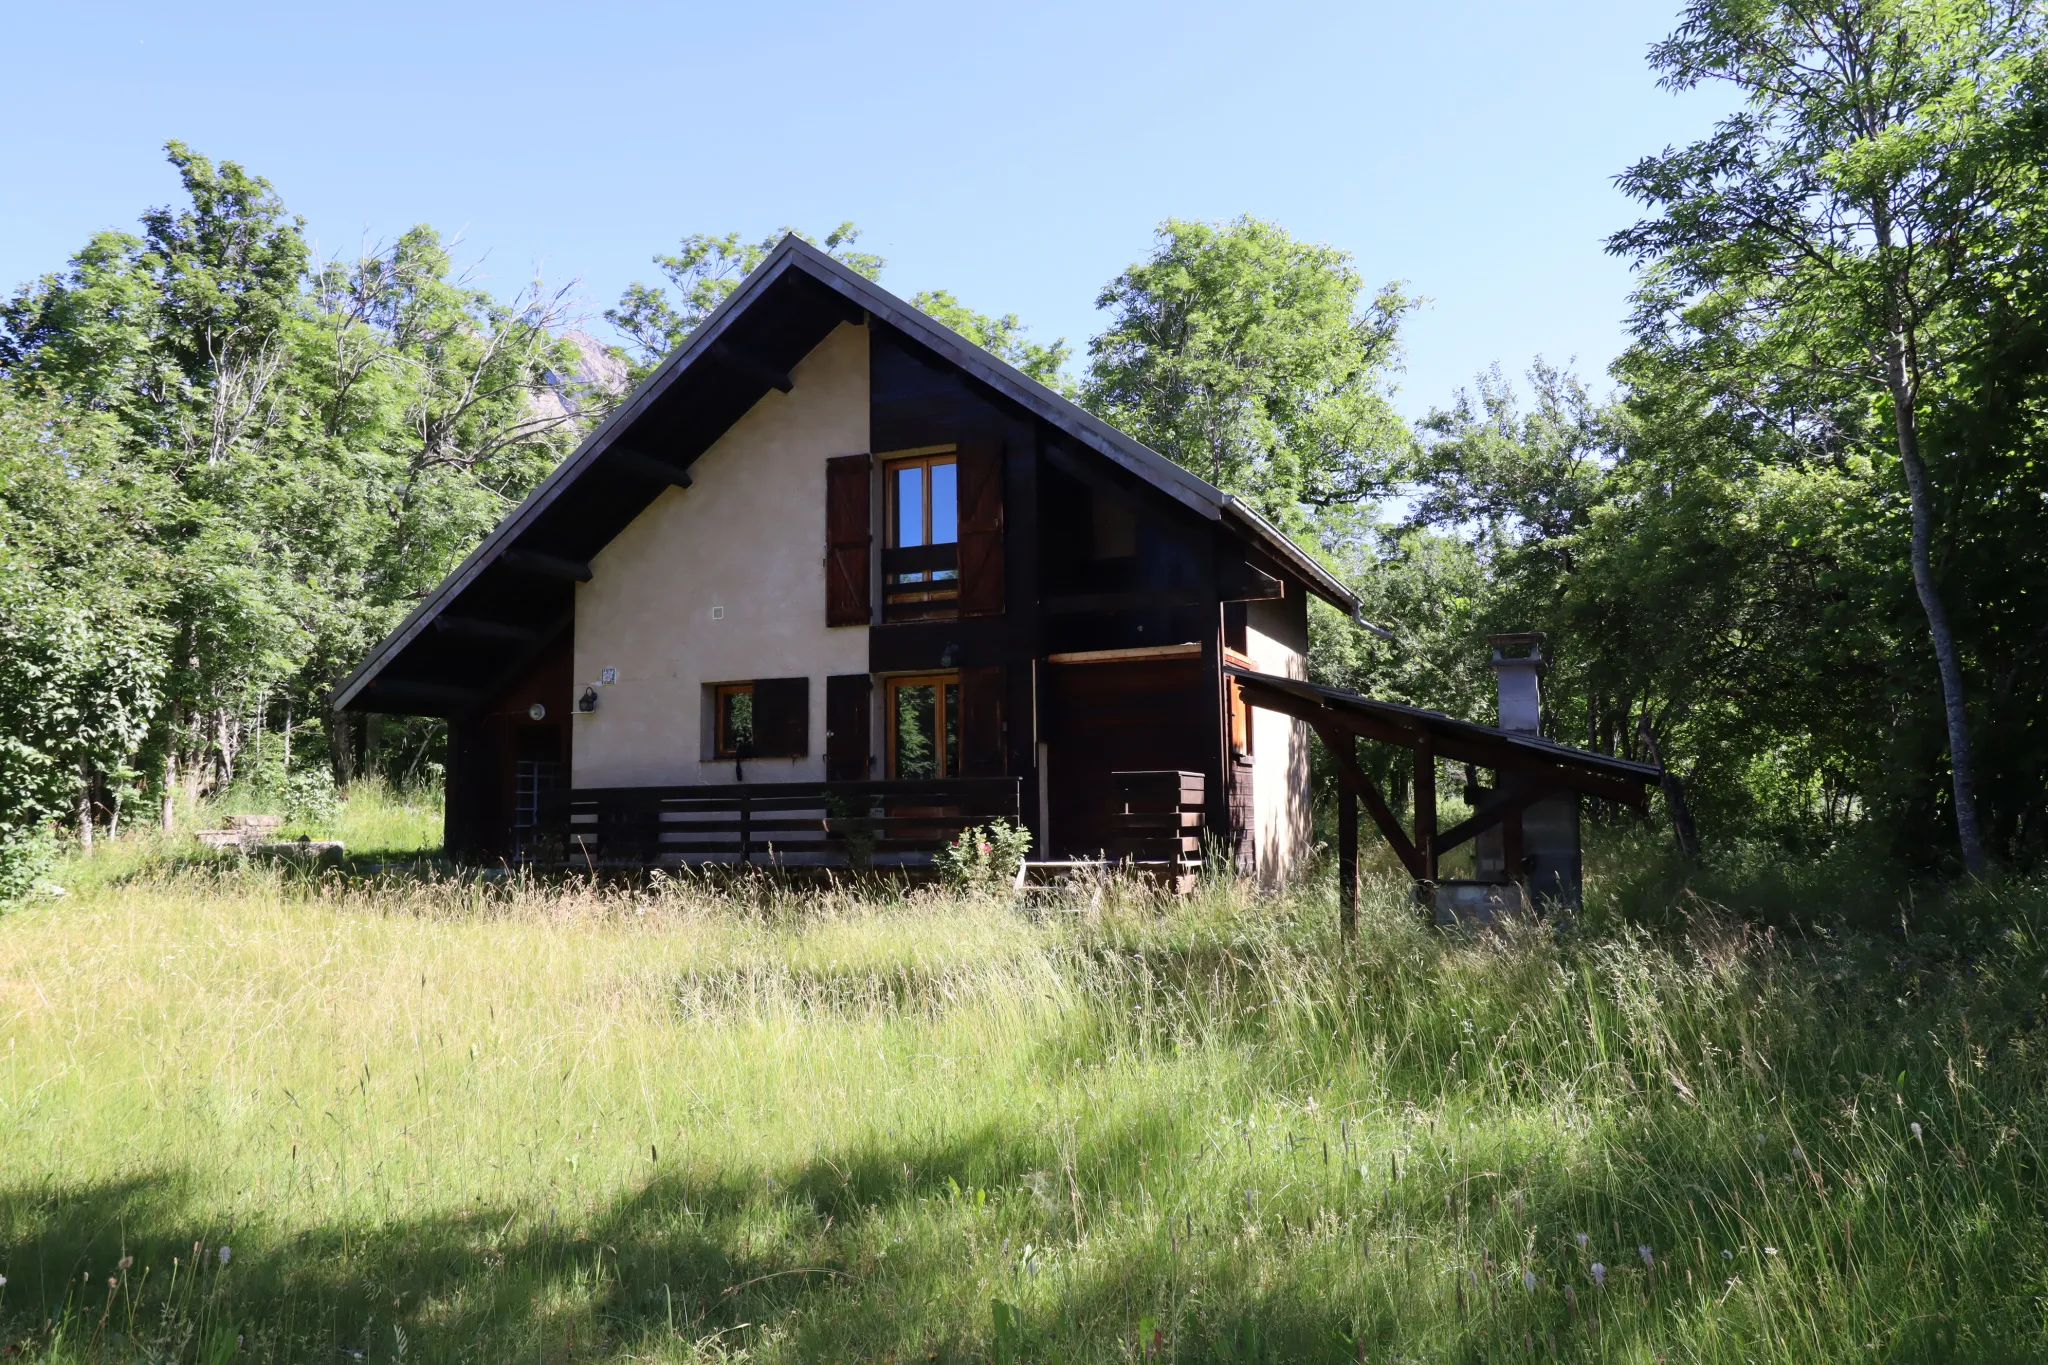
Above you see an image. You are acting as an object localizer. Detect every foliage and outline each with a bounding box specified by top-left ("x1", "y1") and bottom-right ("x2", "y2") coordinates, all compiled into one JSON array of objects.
[
  {"x1": 606, "y1": 222, "x2": 884, "y2": 374},
  {"x1": 0, "y1": 387, "x2": 166, "y2": 835},
  {"x1": 0, "y1": 827, "x2": 57, "y2": 903},
  {"x1": 1084, "y1": 216, "x2": 1417, "y2": 535},
  {"x1": 0, "y1": 143, "x2": 592, "y2": 844},
  {"x1": 274, "y1": 766, "x2": 340, "y2": 826},
  {"x1": 933, "y1": 818, "x2": 1033, "y2": 892},
  {"x1": 1608, "y1": 0, "x2": 2048, "y2": 874},
  {"x1": 910, "y1": 288, "x2": 1073, "y2": 391},
  {"x1": 6, "y1": 861, "x2": 2048, "y2": 1359}
]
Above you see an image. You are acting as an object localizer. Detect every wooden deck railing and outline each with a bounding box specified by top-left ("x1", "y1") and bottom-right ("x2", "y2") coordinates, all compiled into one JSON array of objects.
[{"x1": 533, "y1": 779, "x2": 1021, "y2": 870}]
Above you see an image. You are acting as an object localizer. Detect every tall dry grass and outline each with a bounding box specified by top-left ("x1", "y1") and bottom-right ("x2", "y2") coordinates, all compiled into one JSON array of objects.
[{"x1": 2, "y1": 851, "x2": 2045, "y2": 1361}]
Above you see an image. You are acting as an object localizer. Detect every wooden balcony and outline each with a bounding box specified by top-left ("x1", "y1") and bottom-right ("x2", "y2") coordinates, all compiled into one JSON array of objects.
[{"x1": 532, "y1": 778, "x2": 1021, "y2": 870}]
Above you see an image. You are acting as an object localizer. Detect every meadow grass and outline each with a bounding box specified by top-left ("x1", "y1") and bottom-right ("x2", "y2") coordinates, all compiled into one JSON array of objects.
[{"x1": 3, "y1": 835, "x2": 2046, "y2": 1362}]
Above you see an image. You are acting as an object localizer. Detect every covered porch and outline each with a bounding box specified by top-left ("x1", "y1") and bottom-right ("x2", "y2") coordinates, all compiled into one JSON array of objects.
[{"x1": 1227, "y1": 666, "x2": 1666, "y2": 932}]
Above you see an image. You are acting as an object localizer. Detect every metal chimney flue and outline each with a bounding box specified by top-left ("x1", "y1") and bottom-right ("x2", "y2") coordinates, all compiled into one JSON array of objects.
[{"x1": 1488, "y1": 632, "x2": 1547, "y2": 736}]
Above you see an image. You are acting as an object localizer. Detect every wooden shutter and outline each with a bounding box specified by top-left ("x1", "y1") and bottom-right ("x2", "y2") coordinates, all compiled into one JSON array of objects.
[
  {"x1": 825, "y1": 453, "x2": 871, "y2": 625},
  {"x1": 959, "y1": 667, "x2": 1005, "y2": 776},
  {"x1": 825, "y1": 673, "x2": 871, "y2": 780},
  {"x1": 956, "y1": 440, "x2": 1005, "y2": 617},
  {"x1": 752, "y1": 677, "x2": 809, "y2": 758}
]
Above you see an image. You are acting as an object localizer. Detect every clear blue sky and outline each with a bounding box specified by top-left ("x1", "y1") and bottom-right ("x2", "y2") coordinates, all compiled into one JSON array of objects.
[{"x1": 2, "y1": 0, "x2": 1731, "y2": 418}]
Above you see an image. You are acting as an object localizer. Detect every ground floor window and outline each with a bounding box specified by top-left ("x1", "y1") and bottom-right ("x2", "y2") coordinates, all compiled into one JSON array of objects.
[
  {"x1": 705, "y1": 678, "x2": 809, "y2": 761},
  {"x1": 887, "y1": 674, "x2": 959, "y2": 778},
  {"x1": 714, "y1": 683, "x2": 755, "y2": 757}
]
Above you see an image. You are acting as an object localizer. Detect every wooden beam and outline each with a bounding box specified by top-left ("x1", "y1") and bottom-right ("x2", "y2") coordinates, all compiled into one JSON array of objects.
[
  {"x1": 364, "y1": 679, "x2": 482, "y2": 706},
  {"x1": 1235, "y1": 677, "x2": 1651, "y2": 807},
  {"x1": 1414, "y1": 739, "x2": 1438, "y2": 882},
  {"x1": 1045, "y1": 643, "x2": 1202, "y2": 665},
  {"x1": 1237, "y1": 678, "x2": 1422, "y2": 747},
  {"x1": 433, "y1": 615, "x2": 542, "y2": 645},
  {"x1": 1043, "y1": 590, "x2": 1206, "y2": 615},
  {"x1": 710, "y1": 342, "x2": 793, "y2": 393},
  {"x1": 1502, "y1": 803, "x2": 1525, "y2": 883},
  {"x1": 474, "y1": 608, "x2": 575, "y2": 707},
  {"x1": 1311, "y1": 720, "x2": 1422, "y2": 878},
  {"x1": 1338, "y1": 742, "x2": 1358, "y2": 939},
  {"x1": 1431, "y1": 782, "x2": 1557, "y2": 857},
  {"x1": 1218, "y1": 559, "x2": 1284, "y2": 603},
  {"x1": 605, "y1": 448, "x2": 694, "y2": 488},
  {"x1": 499, "y1": 550, "x2": 591, "y2": 583}
]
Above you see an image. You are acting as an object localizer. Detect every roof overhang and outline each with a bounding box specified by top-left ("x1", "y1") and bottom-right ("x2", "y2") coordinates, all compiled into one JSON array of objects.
[{"x1": 1227, "y1": 666, "x2": 1662, "y2": 805}]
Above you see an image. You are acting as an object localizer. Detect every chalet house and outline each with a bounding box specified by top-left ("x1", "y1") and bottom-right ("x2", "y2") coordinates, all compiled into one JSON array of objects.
[{"x1": 335, "y1": 237, "x2": 1365, "y2": 877}]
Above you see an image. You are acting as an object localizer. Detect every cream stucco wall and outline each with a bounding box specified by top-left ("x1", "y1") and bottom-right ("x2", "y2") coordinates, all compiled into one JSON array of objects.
[
  {"x1": 571, "y1": 322, "x2": 870, "y2": 787},
  {"x1": 1247, "y1": 597, "x2": 1312, "y2": 886}
]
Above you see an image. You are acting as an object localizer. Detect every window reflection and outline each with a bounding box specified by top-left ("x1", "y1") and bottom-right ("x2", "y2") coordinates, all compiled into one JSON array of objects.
[{"x1": 888, "y1": 676, "x2": 959, "y2": 778}]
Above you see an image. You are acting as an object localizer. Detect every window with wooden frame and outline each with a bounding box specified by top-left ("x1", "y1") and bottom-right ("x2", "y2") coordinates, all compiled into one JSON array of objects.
[
  {"x1": 886, "y1": 674, "x2": 960, "y2": 779},
  {"x1": 709, "y1": 678, "x2": 809, "y2": 759},
  {"x1": 713, "y1": 684, "x2": 755, "y2": 758},
  {"x1": 883, "y1": 448, "x2": 958, "y2": 613}
]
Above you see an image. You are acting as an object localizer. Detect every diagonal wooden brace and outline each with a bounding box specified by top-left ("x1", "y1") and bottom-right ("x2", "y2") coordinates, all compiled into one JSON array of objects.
[
  {"x1": 1313, "y1": 720, "x2": 1423, "y2": 879},
  {"x1": 1431, "y1": 782, "x2": 1559, "y2": 858}
]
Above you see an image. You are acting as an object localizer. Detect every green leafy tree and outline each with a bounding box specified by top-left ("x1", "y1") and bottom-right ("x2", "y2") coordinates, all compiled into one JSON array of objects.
[
  {"x1": 0, "y1": 385, "x2": 167, "y2": 849},
  {"x1": 910, "y1": 289, "x2": 1072, "y2": 391},
  {"x1": 1, "y1": 144, "x2": 593, "y2": 826},
  {"x1": 1609, "y1": 0, "x2": 2048, "y2": 874},
  {"x1": 1409, "y1": 361, "x2": 1609, "y2": 571},
  {"x1": 1084, "y1": 216, "x2": 1417, "y2": 534},
  {"x1": 608, "y1": 224, "x2": 884, "y2": 373}
]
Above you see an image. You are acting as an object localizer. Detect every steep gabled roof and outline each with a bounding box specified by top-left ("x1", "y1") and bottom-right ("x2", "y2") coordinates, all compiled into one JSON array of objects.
[{"x1": 336, "y1": 236, "x2": 1366, "y2": 715}]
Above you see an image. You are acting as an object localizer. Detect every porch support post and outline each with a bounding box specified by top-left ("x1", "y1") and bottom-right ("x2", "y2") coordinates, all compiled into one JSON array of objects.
[
  {"x1": 1414, "y1": 739, "x2": 1438, "y2": 883},
  {"x1": 1338, "y1": 739, "x2": 1358, "y2": 940}
]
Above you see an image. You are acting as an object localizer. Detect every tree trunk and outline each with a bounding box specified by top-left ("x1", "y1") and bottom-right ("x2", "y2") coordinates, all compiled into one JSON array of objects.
[
  {"x1": 333, "y1": 711, "x2": 357, "y2": 786},
  {"x1": 364, "y1": 714, "x2": 382, "y2": 783},
  {"x1": 1887, "y1": 342, "x2": 1989, "y2": 877},
  {"x1": 1634, "y1": 714, "x2": 1700, "y2": 862},
  {"x1": 162, "y1": 704, "x2": 180, "y2": 834},
  {"x1": 76, "y1": 763, "x2": 94, "y2": 854}
]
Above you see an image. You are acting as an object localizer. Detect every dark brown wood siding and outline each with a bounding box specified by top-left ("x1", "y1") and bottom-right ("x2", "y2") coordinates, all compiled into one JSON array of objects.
[
  {"x1": 959, "y1": 666, "x2": 1006, "y2": 776},
  {"x1": 1042, "y1": 656, "x2": 1211, "y2": 858}
]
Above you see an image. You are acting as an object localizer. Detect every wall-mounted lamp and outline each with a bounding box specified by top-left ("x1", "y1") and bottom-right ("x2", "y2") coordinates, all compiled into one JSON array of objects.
[
  {"x1": 577, "y1": 686, "x2": 599, "y2": 714},
  {"x1": 527, "y1": 702, "x2": 547, "y2": 721}
]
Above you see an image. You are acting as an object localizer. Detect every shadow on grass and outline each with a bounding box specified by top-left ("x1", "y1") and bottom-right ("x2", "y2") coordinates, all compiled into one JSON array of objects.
[{"x1": 5, "y1": 1074, "x2": 2034, "y2": 1364}]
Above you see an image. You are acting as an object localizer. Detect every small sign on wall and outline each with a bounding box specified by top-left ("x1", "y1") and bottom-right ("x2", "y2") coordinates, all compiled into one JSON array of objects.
[{"x1": 600, "y1": 668, "x2": 617, "y2": 685}]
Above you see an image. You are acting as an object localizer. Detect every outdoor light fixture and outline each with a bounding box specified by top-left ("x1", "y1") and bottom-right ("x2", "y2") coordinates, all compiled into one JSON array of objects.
[
  {"x1": 527, "y1": 702, "x2": 546, "y2": 721},
  {"x1": 577, "y1": 686, "x2": 598, "y2": 714}
]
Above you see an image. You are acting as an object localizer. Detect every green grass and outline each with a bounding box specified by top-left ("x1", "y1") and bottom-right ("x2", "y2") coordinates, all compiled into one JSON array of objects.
[{"x1": 3, "y1": 833, "x2": 2046, "y2": 1362}]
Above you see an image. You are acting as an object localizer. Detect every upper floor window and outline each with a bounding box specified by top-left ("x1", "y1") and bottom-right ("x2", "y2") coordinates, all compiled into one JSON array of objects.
[{"x1": 884, "y1": 450, "x2": 958, "y2": 612}]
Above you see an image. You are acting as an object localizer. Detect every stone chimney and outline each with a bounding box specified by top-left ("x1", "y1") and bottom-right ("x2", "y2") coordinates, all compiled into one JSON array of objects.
[{"x1": 1488, "y1": 633, "x2": 1547, "y2": 736}]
